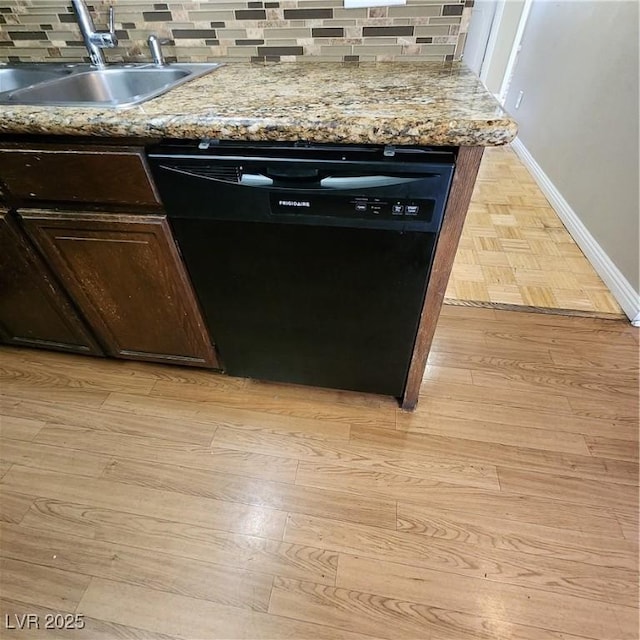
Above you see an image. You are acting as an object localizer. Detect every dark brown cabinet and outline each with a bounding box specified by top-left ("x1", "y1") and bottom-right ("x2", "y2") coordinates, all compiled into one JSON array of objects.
[
  {"x1": 19, "y1": 209, "x2": 219, "y2": 368},
  {"x1": 0, "y1": 209, "x2": 102, "y2": 355},
  {"x1": 0, "y1": 143, "x2": 160, "y2": 208}
]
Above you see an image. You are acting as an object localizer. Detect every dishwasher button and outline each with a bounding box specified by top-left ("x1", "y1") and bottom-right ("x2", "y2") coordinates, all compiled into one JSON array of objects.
[
  {"x1": 355, "y1": 203, "x2": 368, "y2": 212},
  {"x1": 405, "y1": 205, "x2": 420, "y2": 215},
  {"x1": 392, "y1": 204, "x2": 404, "y2": 215}
]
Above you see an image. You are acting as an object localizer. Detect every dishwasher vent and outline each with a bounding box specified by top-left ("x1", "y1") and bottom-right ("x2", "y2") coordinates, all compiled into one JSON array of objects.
[{"x1": 174, "y1": 164, "x2": 242, "y2": 183}]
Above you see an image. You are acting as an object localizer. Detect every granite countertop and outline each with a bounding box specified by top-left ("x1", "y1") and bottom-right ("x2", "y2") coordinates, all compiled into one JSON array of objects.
[{"x1": 0, "y1": 61, "x2": 517, "y2": 146}]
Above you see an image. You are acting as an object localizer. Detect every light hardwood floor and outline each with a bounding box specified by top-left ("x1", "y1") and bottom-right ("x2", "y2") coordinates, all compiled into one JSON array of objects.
[
  {"x1": 446, "y1": 146, "x2": 624, "y2": 318},
  {"x1": 0, "y1": 306, "x2": 638, "y2": 639}
]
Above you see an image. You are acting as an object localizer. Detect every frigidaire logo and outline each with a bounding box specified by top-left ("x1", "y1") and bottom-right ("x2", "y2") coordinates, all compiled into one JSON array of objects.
[{"x1": 279, "y1": 200, "x2": 311, "y2": 207}]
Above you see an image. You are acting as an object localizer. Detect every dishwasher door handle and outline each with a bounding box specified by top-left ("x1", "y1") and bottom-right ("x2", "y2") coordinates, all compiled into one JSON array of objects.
[
  {"x1": 155, "y1": 162, "x2": 445, "y2": 192},
  {"x1": 239, "y1": 173, "x2": 437, "y2": 190}
]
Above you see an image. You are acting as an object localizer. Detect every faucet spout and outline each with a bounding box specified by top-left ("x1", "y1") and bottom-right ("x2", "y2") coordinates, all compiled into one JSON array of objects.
[
  {"x1": 148, "y1": 35, "x2": 167, "y2": 66},
  {"x1": 71, "y1": 0, "x2": 118, "y2": 68}
]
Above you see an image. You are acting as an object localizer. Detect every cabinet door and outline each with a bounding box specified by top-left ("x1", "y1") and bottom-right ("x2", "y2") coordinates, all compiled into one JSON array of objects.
[
  {"x1": 20, "y1": 210, "x2": 219, "y2": 368},
  {"x1": 0, "y1": 144, "x2": 160, "y2": 208},
  {"x1": 0, "y1": 209, "x2": 102, "y2": 355}
]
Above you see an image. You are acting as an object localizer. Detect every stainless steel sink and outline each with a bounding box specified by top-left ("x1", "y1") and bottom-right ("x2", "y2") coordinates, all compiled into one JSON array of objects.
[
  {"x1": 0, "y1": 63, "x2": 222, "y2": 108},
  {"x1": 0, "y1": 66, "x2": 72, "y2": 93}
]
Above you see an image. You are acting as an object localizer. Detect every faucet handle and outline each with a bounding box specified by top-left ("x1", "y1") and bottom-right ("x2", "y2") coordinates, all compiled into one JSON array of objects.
[
  {"x1": 148, "y1": 34, "x2": 168, "y2": 66},
  {"x1": 108, "y1": 5, "x2": 116, "y2": 35},
  {"x1": 94, "y1": 3, "x2": 118, "y2": 47}
]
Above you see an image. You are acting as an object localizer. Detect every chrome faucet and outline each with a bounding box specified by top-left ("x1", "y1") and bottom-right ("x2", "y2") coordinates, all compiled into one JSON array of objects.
[
  {"x1": 71, "y1": 0, "x2": 118, "y2": 68},
  {"x1": 147, "y1": 35, "x2": 167, "y2": 66}
]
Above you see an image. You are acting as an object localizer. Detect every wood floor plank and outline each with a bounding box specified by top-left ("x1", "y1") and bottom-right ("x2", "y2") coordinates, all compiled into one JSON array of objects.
[
  {"x1": 283, "y1": 514, "x2": 636, "y2": 605},
  {"x1": 548, "y1": 345, "x2": 639, "y2": 371},
  {"x1": 104, "y1": 392, "x2": 352, "y2": 440},
  {"x1": 0, "y1": 597, "x2": 180, "y2": 640},
  {"x1": 0, "y1": 556, "x2": 91, "y2": 611},
  {"x1": 103, "y1": 457, "x2": 397, "y2": 530},
  {"x1": 480, "y1": 322, "x2": 637, "y2": 351},
  {"x1": 429, "y1": 336, "x2": 555, "y2": 364},
  {"x1": 567, "y1": 395, "x2": 639, "y2": 424},
  {"x1": 0, "y1": 414, "x2": 45, "y2": 441},
  {"x1": 467, "y1": 354, "x2": 638, "y2": 390},
  {"x1": 0, "y1": 460, "x2": 11, "y2": 479},
  {"x1": 431, "y1": 316, "x2": 635, "y2": 360},
  {"x1": 2, "y1": 397, "x2": 218, "y2": 446},
  {"x1": 294, "y1": 460, "x2": 497, "y2": 502},
  {"x1": 0, "y1": 357, "x2": 156, "y2": 395},
  {"x1": 0, "y1": 386, "x2": 109, "y2": 407},
  {"x1": 245, "y1": 376, "x2": 397, "y2": 410},
  {"x1": 471, "y1": 369, "x2": 638, "y2": 409},
  {"x1": 352, "y1": 425, "x2": 638, "y2": 489},
  {"x1": 155, "y1": 385, "x2": 397, "y2": 429},
  {"x1": 435, "y1": 312, "x2": 638, "y2": 355},
  {"x1": 196, "y1": 387, "x2": 398, "y2": 428},
  {"x1": 154, "y1": 375, "x2": 393, "y2": 412},
  {"x1": 21, "y1": 498, "x2": 338, "y2": 586},
  {"x1": 585, "y1": 435, "x2": 639, "y2": 462},
  {"x1": 420, "y1": 363, "x2": 474, "y2": 384},
  {"x1": 0, "y1": 393, "x2": 20, "y2": 414},
  {"x1": 388, "y1": 483, "x2": 626, "y2": 535},
  {"x1": 0, "y1": 490, "x2": 33, "y2": 524},
  {"x1": 415, "y1": 378, "x2": 572, "y2": 413},
  {"x1": 396, "y1": 501, "x2": 638, "y2": 570},
  {"x1": 614, "y1": 510, "x2": 639, "y2": 543},
  {"x1": 34, "y1": 423, "x2": 298, "y2": 484},
  {"x1": 114, "y1": 356, "x2": 249, "y2": 388},
  {"x1": 1, "y1": 466, "x2": 287, "y2": 540},
  {"x1": 269, "y1": 576, "x2": 597, "y2": 640},
  {"x1": 213, "y1": 424, "x2": 500, "y2": 490},
  {"x1": 79, "y1": 578, "x2": 377, "y2": 640},
  {"x1": 1, "y1": 345, "x2": 161, "y2": 379},
  {"x1": 397, "y1": 411, "x2": 591, "y2": 455},
  {"x1": 101, "y1": 391, "x2": 210, "y2": 420},
  {"x1": 0, "y1": 523, "x2": 273, "y2": 613},
  {"x1": 1, "y1": 437, "x2": 110, "y2": 477},
  {"x1": 337, "y1": 554, "x2": 634, "y2": 640},
  {"x1": 21, "y1": 499, "x2": 98, "y2": 540},
  {"x1": 400, "y1": 388, "x2": 638, "y2": 441},
  {"x1": 497, "y1": 467, "x2": 639, "y2": 511}
]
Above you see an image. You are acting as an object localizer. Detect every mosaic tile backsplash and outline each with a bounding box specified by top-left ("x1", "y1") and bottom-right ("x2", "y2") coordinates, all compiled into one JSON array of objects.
[{"x1": 0, "y1": 0, "x2": 471, "y2": 64}]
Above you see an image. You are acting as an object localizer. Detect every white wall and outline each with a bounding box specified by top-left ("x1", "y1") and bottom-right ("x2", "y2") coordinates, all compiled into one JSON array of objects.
[{"x1": 504, "y1": 0, "x2": 639, "y2": 304}]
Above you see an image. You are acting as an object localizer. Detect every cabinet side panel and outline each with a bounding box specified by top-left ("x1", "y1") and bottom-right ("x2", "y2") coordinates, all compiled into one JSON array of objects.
[{"x1": 402, "y1": 146, "x2": 484, "y2": 410}]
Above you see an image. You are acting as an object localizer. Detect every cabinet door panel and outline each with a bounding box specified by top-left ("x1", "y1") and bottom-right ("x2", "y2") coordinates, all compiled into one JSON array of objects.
[
  {"x1": 20, "y1": 210, "x2": 218, "y2": 368},
  {"x1": 0, "y1": 145, "x2": 159, "y2": 207},
  {"x1": 0, "y1": 209, "x2": 102, "y2": 355}
]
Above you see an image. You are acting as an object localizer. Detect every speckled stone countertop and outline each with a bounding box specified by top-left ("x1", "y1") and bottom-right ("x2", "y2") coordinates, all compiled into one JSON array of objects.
[{"x1": 0, "y1": 62, "x2": 517, "y2": 146}]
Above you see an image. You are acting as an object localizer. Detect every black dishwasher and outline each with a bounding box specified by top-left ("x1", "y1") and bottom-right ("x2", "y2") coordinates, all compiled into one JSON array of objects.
[{"x1": 148, "y1": 141, "x2": 455, "y2": 397}]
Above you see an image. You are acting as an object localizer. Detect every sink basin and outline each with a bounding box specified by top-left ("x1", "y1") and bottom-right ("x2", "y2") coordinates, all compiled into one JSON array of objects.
[
  {"x1": 0, "y1": 66, "x2": 72, "y2": 93},
  {"x1": 0, "y1": 63, "x2": 222, "y2": 108}
]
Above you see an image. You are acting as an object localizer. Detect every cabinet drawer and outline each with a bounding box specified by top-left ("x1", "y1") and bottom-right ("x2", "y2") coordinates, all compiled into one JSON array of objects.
[{"x1": 0, "y1": 144, "x2": 160, "y2": 207}]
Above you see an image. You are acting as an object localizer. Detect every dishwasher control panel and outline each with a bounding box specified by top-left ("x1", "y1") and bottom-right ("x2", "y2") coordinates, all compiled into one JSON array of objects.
[
  {"x1": 271, "y1": 193, "x2": 435, "y2": 223},
  {"x1": 353, "y1": 198, "x2": 426, "y2": 218}
]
